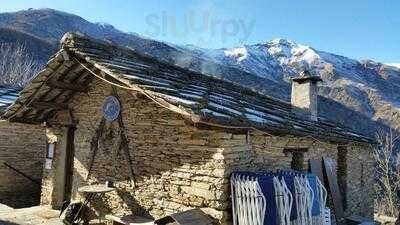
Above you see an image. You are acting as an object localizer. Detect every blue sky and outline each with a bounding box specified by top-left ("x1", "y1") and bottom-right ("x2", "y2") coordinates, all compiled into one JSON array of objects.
[{"x1": 1, "y1": 0, "x2": 399, "y2": 63}]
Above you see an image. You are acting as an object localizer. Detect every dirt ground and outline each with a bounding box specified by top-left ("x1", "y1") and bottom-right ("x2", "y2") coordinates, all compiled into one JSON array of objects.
[{"x1": 0, "y1": 204, "x2": 62, "y2": 225}]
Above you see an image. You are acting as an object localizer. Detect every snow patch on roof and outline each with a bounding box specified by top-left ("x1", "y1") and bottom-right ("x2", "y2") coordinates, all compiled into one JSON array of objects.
[
  {"x1": 201, "y1": 108, "x2": 230, "y2": 118},
  {"x1": 159, "y1": 94, "x2": 198, "y2": 106},
  {"x1": 245, "y1": 113, "x2": 268, "y2": 123},
  {"x1": 208, "y1": 102, "x2": 242, "y2": 115}
]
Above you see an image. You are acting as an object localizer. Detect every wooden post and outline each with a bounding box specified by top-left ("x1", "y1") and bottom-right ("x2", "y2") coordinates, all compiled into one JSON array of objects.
[
  {"x1": 396, "y1": 190, "x2": 400, "y2": 225},
  {"x1": 323, "y1": 157, "x2": 346, "y2": 225}
]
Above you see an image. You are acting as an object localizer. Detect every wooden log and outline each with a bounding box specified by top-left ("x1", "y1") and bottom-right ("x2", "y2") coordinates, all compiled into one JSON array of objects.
[
  {"x1": 323, "y1": 157, "x2": 346, "y2": 225},
  {"x1": 309, "y1": 159, "x2": 325, "y2": 186}
]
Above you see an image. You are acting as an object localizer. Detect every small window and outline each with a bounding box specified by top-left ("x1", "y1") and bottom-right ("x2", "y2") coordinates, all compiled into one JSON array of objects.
[
  {"x1": 284, "y1": 148, "x2": 308, "y2": 171},
  {"x1": 291, "y1": 151, "x2": 305, "y2": 171}
]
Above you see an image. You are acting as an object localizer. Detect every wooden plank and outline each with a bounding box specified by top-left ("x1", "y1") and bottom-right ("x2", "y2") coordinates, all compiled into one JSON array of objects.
[
  {"x1": 105, "y1": 214, "x2": 154, "y2": 225},
  {"x1": 323, "y1": 157, "x2": 346, "y2": 225},
  {"x1": 8, "y1": 116, "x2": 43, "y2": 124},
  {"x1": 29, "y1": 101, "x2": 68, "y2": 110},
  {"x1": 309, "y1": 159, "x2": 325, "y2": 184},
  {"x1": 64, "y1": 127, "x2": 75, "y2": 201},
  {"x1": 155, "y1": 209, "x2": 213, "y2": 225}
]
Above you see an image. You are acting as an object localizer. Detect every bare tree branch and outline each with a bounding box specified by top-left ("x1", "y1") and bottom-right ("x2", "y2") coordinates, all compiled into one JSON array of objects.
[
  {"x1": 374, "y1": 129, "x2": 400, "y2": 217},
  {"x1": 0, "y1": 42, "x2": 42, "y2": 87}
]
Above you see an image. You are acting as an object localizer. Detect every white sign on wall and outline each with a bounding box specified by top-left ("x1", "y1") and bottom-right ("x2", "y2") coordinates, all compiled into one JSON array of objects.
[
  {"x1": 44, "y1": 158, "x2": 52, "y2": 169},
  {"x1": 47, "y1": 143, "x2": 55, "y2": 159}
]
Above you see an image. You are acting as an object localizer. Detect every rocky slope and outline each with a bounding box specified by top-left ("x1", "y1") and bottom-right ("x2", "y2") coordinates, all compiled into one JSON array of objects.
[
  {"x1": 196, "y1": 39, "x2": 400, "y2": 131},
  {"x1": 0, "y1": 8, "x2": 398, "y2": 136}
]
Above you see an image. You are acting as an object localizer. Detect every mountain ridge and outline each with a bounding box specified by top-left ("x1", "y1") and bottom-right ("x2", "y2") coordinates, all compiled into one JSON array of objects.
[
  {"x1": 197, "y1": 38, "x2": 400, "y2": 130},
  {"x1": 0, "y1": 8, "x2": 398, "y2": 136}
]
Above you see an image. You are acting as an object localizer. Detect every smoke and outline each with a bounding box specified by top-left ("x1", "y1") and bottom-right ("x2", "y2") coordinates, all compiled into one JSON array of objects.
[{"x1": 170, "y1": 50, "x2": 221, "y2": 78}]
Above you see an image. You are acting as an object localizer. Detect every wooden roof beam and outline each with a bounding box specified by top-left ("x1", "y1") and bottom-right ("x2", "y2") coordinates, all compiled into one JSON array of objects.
[
  {"x1": 9, "y1": 117, "x2": 43, "y2": 125},
  {"x1": 47, "y1": 80, "x2": 87, "y2": 92},
  {"x1": 29, "y1": 101, "x2": 69, "y2": 110}
]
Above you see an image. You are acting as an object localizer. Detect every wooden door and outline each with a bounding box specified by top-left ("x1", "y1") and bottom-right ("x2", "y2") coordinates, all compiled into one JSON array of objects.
[{"x1": 63, "y1": 126, "x2": 75, "y2": 201}]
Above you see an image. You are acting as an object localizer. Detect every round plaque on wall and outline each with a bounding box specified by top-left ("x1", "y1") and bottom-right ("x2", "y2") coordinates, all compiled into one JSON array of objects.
[{"x1": 102, "y1": 96, "x2": 121, "y2": 121}]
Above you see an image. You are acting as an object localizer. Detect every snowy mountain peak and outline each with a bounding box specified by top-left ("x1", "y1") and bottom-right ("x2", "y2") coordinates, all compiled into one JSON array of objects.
[
  {"x1": 265, "y1": 38, "x2": 320, "y2": 66},
  {"x1": 219, "y1": 38, "x2": 321, "y2": 68},
  {"x1": 268, "y1": 38, "x2": 298, "y2": 47},
  {"x1": 0, "y1": 8, "x2": 399, "y2": 134},
  {"x1": 95, "y1": 22, "x2": 116, "y2": 29},
  {"x1": 224, "y1": 47, "x2": 248, "y2": 62}
]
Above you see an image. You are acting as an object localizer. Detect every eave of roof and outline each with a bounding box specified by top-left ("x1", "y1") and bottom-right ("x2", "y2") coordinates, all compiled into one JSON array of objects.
[{"x1": 2, "y1": 32, "x2": 374, "y2": 144}]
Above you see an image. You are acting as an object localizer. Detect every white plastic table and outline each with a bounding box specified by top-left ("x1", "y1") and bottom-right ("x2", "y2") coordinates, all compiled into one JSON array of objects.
[{"x1": 78, "y1": 184, "x2": 116, "y2": 223}]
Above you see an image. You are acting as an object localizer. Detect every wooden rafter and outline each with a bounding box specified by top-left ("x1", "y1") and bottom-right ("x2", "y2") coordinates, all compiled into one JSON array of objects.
[
  {"x1": 47, "y1": 80, "x2": 86, "y2": 92},
  {"x1": 29, "y1": 101, "x2": 68, "y2": 110}
]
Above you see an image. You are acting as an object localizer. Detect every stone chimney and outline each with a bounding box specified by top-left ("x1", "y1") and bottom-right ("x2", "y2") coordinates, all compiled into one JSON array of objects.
[{"x1": 291, "y1": 71, "x2": 322, "y2": 121}]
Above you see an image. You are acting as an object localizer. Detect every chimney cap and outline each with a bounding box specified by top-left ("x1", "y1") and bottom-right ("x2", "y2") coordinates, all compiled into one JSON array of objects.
[{"x1": 291, "y1": 70, "x2": 322, "y2": 83}]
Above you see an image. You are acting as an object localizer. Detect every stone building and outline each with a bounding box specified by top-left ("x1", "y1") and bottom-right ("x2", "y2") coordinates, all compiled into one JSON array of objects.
[
  {"x1": 0, "y1": 85, "x2": 46, "y2": 207},
  {"x1": 2, "y1": 33, "x2": 375, "y2": 223}
]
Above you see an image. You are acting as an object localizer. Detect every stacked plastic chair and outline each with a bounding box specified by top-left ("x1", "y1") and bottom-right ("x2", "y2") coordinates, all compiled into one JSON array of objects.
[
  {"x1": 231, "y1": 170, "x2": 327, "y2": 225},
  {"x1": 231, "y1": 172, "x2": 267, "y2": 225},
  {"x1": 314, "y1": 177, "x2": 328, "y2": 225}
]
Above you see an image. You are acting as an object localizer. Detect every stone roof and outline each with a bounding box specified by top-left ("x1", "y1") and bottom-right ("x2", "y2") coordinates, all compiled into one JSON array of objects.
[
  {"x1": 2, "y1": 32, "x2": 373, "y2": 143},
  {"x1": 0, "y1": 85, "x2": 21, "y2": 113}
]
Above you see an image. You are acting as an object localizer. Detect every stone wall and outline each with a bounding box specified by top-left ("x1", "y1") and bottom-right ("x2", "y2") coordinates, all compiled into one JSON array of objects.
[
  {"x1": 246, "y1": 133, "x2": 374, "y2": 218},
  {"x1": 345, "y1": 144, "x2": 374, "y2": 217},
  {"x1": 42, "y1": 80, "x2": 234, "y2": 223},
  {"x1": 40, "y1": 78, "x2": 374, "y2": 224},
  {"x1": 0, "y1": 120, "x2": 46, "y2": 208}
]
